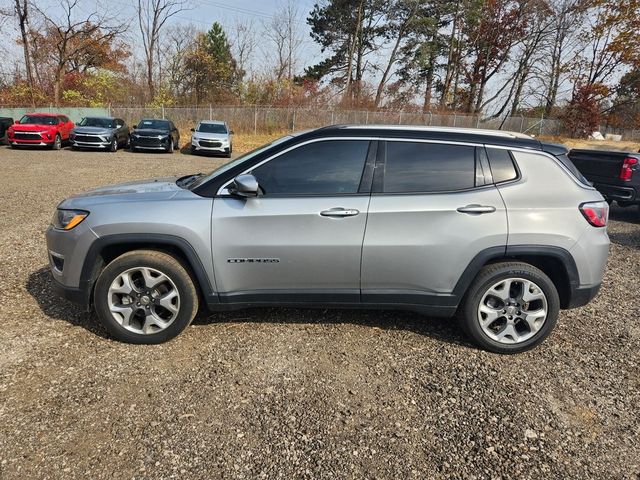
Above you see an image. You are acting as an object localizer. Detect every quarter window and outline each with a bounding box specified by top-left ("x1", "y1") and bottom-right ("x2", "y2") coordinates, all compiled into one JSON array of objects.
[
  {"x1": 486, "y1": 148, "x2": 518, "y2": 183},
  {"x1": 251, "y1": 140, "x2": 370, "y2": 195},
  {"x1": 383, "y1": 142, "x2": 476, "y2": 193}
]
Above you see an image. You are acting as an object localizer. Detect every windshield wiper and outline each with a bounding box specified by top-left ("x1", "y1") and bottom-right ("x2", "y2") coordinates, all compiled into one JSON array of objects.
[{"x1": 176, "y1": 173, "x2": 204, "y2": 188}]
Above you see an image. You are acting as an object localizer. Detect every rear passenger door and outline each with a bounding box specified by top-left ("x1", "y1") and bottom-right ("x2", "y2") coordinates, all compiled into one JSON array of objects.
[{"x1": 361, "y1": 140, "x2": 509, "y2": 307}]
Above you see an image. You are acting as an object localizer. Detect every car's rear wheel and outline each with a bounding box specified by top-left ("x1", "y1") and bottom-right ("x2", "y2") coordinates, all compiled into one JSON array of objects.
[
  {"x1": 460, "y1": 262, "x2": 560, "y2": 354},
  {"x1": 52, "y1": 134, "x2": 61, "y2": 150},
  {"x1": 94, "y1": 250, "x2": 199, "y2": 344}
]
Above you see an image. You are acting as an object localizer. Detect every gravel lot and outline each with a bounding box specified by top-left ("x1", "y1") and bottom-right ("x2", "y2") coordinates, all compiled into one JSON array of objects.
[{"x1": 0, "y1": 145, "x2": 638, "y2": 479}]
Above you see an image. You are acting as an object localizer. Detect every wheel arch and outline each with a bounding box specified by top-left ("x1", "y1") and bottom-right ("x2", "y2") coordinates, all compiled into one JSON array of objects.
[
  {"x1": 80, "y1": 234, "x2": 217, "y2": 308},
  {"x1": 453, "y1": 245, "x2": 579, "y2": 309}
]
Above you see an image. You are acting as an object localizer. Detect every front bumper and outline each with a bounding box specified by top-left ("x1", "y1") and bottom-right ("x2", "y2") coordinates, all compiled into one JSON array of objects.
[
  {"x1": 191, "y1": 139, "x2": 229, "y2": 153},
  {"x1": 131, "y1": 137, "x2": 170, "y2": 150},
  {"x1": 10, "y1": 138, "x2": 54, "y2": 146},
  {"x1": 51, "y1": 274, "x2": 91, "y2": 307}
]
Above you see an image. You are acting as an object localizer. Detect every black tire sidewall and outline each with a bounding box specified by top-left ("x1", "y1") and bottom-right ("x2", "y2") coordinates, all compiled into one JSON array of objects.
[
  {"x1": 94, "y1": 252, "x2": 198, "y2": 344},
  {"x1": 462, "y1": 264, "x2": 560, "y2": 354},
  {"x1": 52, "y1": 134, "x2": 61, "y2": 150}
]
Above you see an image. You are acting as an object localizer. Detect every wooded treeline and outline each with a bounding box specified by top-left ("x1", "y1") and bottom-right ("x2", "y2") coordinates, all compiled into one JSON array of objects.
[{"x1": 1, "y1": 0, "x2": 639, "y2": 137}]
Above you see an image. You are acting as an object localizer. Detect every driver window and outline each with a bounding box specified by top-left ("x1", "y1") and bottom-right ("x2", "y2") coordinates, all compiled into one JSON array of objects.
[{"x1": 250, "y1": 140, "x2": 370, "y2": 196}]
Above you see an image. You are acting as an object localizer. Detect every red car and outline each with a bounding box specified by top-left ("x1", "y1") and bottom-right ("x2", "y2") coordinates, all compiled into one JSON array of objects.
[{"x1": 7, "y1": 113, "x2": 74, "y2": 149}]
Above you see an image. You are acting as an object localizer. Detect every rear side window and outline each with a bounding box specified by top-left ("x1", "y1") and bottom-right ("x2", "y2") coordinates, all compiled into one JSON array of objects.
[
  {"x1": 486, "y1": 148, "x2": 518, "y2": 183},
  {"x1": 383, "y1": 142, "x2": 475, "y2": 193},
  {"x1": 251, "y1": 140, "x2": 370, "y2": 195}
]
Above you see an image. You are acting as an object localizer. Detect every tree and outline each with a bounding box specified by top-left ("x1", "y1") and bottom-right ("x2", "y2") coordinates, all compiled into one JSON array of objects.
[
  {"x1": 231, "y1": 19, "x2": 257, "y2": 80},
  {"x1": 136, "y1": 0, "x2": 187, "y2": 99},
  {"x1": 183, "y1": 23, "x2": 240, "y2": 103},
  {"x1": 306, "y1": 0, "x2": 387, "y2": 105},
  {"x1": 33, "y1": 0, "x2": 128, "y2": 105},
  {"x1": 561, "y1": 82, "x2": 605, "y2": 138},
  {"x1": 264, "y1": 1, "x2": 303, "y2": 82},
  {"x1": 13, "y1": 0, "x2": 35, "y2": 106}
]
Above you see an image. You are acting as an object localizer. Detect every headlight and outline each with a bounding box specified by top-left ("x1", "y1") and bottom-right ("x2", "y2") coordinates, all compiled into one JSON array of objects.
[{"x1": 52, "y1": 209, "x2": 89, "y2": 230}]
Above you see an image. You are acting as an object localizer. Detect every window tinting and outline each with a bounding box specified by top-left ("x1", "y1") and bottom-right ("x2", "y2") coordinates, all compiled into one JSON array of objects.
[
  {"x1": 251, "y1": 140, "x2": 369, "y2": 195},
  {"x1": 383, "y1": 142, "x2": 475, "y2": 193},
  {"x1": 486, "y1": 148, "x2": 518, "y2": 183}
]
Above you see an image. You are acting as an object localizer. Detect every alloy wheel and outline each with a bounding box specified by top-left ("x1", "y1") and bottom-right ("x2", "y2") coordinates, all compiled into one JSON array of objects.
[
  {"x1": 477, "y1": 277, "x2": 548, "y2": 344},
  {"x1": 107, "y1": 267, "x2": 180, "y2": 335}
]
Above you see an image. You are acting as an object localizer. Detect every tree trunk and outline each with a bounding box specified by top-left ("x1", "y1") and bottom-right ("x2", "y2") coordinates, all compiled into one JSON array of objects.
[
  {"x1": 440, "y1": 0, "x2": 460, "y2": 108},
  {"x1": 422, "y1": 47, "x2": 437, "y2": 112},
  {"x1": 15, "y1": 0, "x2": 35, "y2": 106}
]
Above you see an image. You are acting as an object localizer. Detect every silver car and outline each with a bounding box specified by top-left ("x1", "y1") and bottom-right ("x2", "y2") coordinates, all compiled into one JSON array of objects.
[
  {"x1": 190, "y1": 120, "x2": 233, "y2": 157},
  {"x1": 45, "y1": 125, "x2": 609, "y2": 353}
]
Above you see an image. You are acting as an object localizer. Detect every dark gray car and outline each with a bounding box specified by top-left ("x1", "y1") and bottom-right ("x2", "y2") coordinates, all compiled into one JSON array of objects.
[{"x1": 70, "y1": 117, "x2": 129, "y2": 152}]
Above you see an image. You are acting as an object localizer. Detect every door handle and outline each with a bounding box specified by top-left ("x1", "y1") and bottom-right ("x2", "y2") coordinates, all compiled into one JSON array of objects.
[
  {"x1": 320, "y1": 208, "x2": 360, "y2": 217},
  {"x1": 456, "y1": 204, "x2": 496, "y2": 215}
]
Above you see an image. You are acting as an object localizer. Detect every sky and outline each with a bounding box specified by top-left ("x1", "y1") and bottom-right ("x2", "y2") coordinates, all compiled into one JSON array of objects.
[{"x1": 0, "y1": 0, "x2": 322, "y2": 78}]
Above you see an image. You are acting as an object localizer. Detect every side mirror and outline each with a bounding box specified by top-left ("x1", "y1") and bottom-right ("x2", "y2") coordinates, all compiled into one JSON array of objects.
[
  {"x1": 132, "y1": 125, "x2": 137, "y2": 129},
  {"x1": 230, "y1": 130, "x2": 234, "y2": 135},
  {"x1": 190, "y1": 128, "x2": 195, "y2": 132},
  {"x1": 230, "y1": 174, "x2": 259, "y2": 197}
]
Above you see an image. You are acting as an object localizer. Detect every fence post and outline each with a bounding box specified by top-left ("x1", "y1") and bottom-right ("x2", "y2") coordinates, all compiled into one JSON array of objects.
[
  {"x1": 476, "y1": 115, "x2": 480, "y2": 128},
  {"x1": 331, "y1": 111, "x2": 335, "y2": 124},
  {"x1": 398, "y1": 111, "x2": 402, "y2": 124},
  {"x1": 292, "y1": 109, "x2": 296, "y2": 132},
  {"x1": 520, "y1": 115, "x2": 525, "y2": 132},
  {"x1": 365, "y1": 110, "x2": 369, "y2": 124},
  {"x1": 161, "y1": 104, "x2": 165, "y2": 119},
  {"x1": 209, "y1": 104, "x2": 212, "y2": 121},
  {"x1": 428, "y1": 111, "x2": 432, "y2": 126},
  {"x1": 453, "y1": 113, "x2": 457, "y2": 127},
  {"x1": 253, "y1": 106, "x2": 258, "y2": 135},
  {"x1": 539, "y1": 113, "x2": 544, "y2": 137}
]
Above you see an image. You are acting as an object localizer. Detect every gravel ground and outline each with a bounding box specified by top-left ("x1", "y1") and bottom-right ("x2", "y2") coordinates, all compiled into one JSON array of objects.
[{"x1": 0, "y1": 145, "x2": 638, "y2": 480}]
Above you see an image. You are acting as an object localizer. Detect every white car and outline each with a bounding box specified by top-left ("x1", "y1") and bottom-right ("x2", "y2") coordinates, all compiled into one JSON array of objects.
[{"x1": 190, "y1": 120, "x2": 233, "y2": 157}]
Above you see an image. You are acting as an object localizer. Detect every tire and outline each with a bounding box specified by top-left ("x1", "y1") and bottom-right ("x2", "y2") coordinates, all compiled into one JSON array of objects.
[
  {"x1": 167, "y1": 139, "x2": 174, "y2": 153},
  {"x1": 109, "y1": 137, "x2": 118, "y2": 152},
  {"x1": 190, "y1": 145, "x2": 197, "y2": 155},
  {"x1": 460, "y1": 262, "x2": 560, "y2": 354},
  {"x1": 52, "y1": 134, "x2": 61, "y2": 150},
  {"x1": 94, "y1": 250, "x2": 199, "y2": 344}
]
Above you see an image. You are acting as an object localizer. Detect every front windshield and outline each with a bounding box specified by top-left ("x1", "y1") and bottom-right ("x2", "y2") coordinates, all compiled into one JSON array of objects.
[
  {"x1": 19, "y1": 115, "x2": 57, "y2": 125},
  {"x1": 197, "y1": 123, "x2": 227, "y2": 134},
  {"x1": 188, "y1": 135, "x2": 293, "y2": 190},
  {"x1": 79, "y1": 117, "x2": 116, "y2": 128},
  {"x1": 138, "y1": 119, "x2": 169, "y2": 130}
]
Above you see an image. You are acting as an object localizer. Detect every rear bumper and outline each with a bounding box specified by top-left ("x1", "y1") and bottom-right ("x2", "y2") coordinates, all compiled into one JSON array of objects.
[
  {"x1": 566, "y1": 283, "x2": 601, "y2": 309},
  {"x1": 592, "y1": 182, "x2": 637, "y2": 202}
]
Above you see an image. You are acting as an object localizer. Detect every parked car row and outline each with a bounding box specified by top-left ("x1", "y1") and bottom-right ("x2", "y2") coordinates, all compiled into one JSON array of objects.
[{"x1": 4, "y1": 112, "x2": 233, "y2": 156}]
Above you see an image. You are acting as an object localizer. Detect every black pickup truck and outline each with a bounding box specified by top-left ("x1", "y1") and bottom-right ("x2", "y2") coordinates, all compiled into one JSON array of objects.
[
  {"x1": 569, "y1": 149, "x2": 640, "y2": 209},
  {"x1": 0, "y1": 117, "x2": 14, "y2": 144}
]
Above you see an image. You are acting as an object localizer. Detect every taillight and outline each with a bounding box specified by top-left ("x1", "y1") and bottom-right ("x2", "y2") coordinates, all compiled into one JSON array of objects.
[
  {"x1": 619, "y1": 157, "x2": 638, "y2": 181},
  {"x1": 579, "y1": 201, "x2": 609, "y2": 227}
]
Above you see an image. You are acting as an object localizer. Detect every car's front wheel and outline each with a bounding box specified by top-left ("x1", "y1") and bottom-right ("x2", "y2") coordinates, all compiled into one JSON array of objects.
[
  {"x1": 460, "y1": 262, "x2": 560, "y2": 354},
  {"x1": 109, "y1": 137, "x2": 118, "y2": 152},
  {"x1": 52, "y1": 134, "x2": 62, "y2": 150},
  {"x1": 167, "y1": 139, "x2": 174, "y2": 153},
  {"x1": 94, "y1": 250, "x2": 199, "y2": 344}
]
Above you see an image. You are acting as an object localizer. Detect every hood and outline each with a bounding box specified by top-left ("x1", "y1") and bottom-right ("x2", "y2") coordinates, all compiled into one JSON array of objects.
[
  {"x1": 132, "y1": 128, "x2": 170, "y2": 136},
  {"x1": 59, "y1": 177, "x2": 183, "y2": 208},
  {"x1": 12, "y1": 123, "x2": 56, "y2": 131},
  {"x1": 72, "y1": 126, "x2": 115, "y2": 135},
  {"x1": 193, "y1": 132, "x2": 229, "y2": 141}
]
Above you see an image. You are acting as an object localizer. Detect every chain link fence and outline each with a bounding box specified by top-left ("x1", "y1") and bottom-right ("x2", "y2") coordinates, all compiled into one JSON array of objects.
[{"x1": 3, "y1": 105, "x2": 638, "y2": 140}]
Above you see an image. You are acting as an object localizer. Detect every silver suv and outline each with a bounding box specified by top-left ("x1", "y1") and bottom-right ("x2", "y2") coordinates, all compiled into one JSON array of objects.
[
  {"x1": 45, "y1": 126, "x2": 610, "y2": 353},
  {"x1": 190, "y1": 120, "x2": 233, "y2": 157}
]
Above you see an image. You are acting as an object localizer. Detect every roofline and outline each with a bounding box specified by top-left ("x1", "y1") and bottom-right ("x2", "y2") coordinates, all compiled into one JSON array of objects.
[
  {"x1": 24, "y1": 112, "x2": 60, "y2": 116},
  {"x1": 328, "y1": 124, "x2": 533, "y2": 139},
  {"x1": 307, "y1": 124, "x2": 542, "y2": 150}
]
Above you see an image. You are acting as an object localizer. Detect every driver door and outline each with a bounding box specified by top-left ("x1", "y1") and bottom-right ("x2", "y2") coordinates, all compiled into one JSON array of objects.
[{"x1": 211, "y1": 139, "x2": 375, "y2": 304}]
